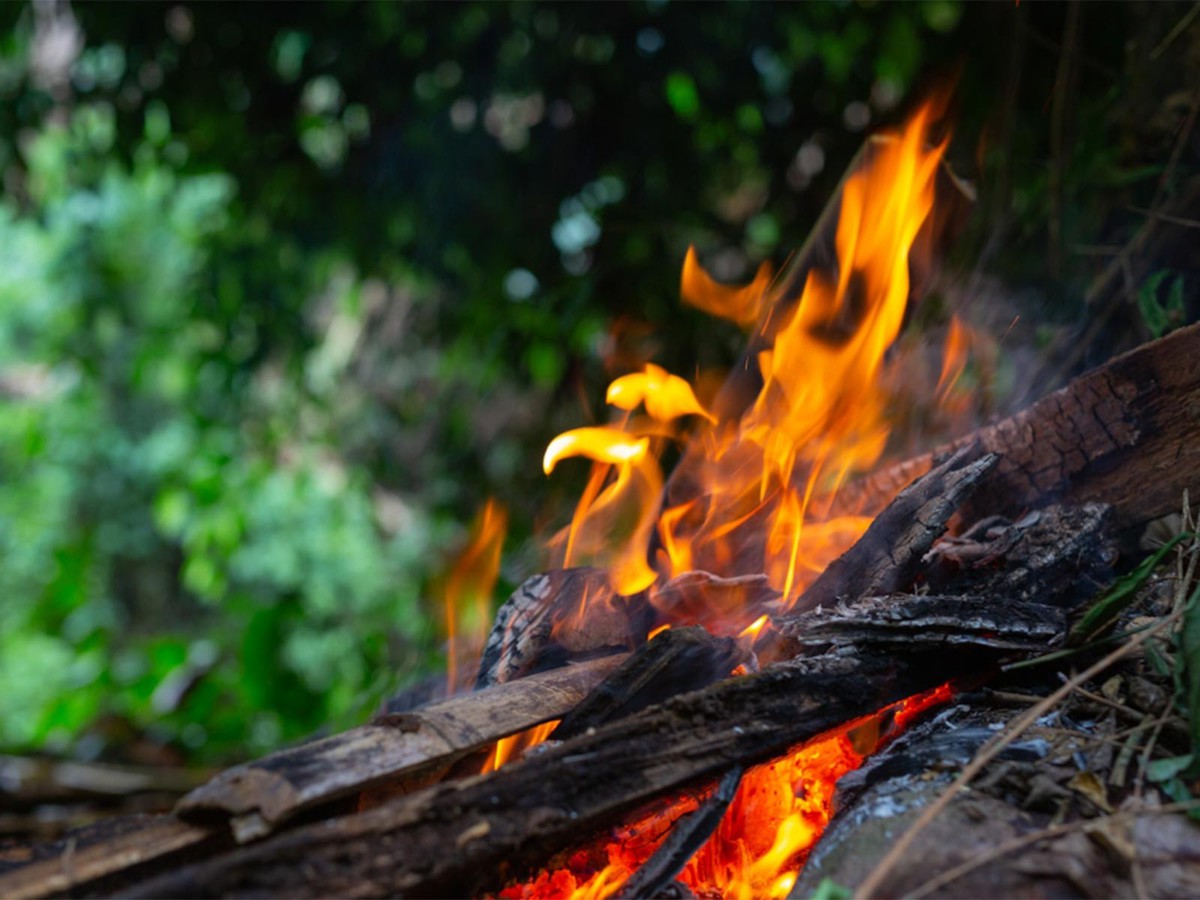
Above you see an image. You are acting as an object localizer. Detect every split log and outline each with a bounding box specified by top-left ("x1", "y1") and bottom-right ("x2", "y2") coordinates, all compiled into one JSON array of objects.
[
  {"x1": 174, "y1": 654, "x2": 624, "y2": 842},
  {"x1": 832, "y1": 321, "x2": 1200, "y2": 540},
  {"x1": 0, "y1": 657, "x2": 625, "y2": 899},
  {"x1": 0, "y1": 815, "x2": 218, "y2": 900}
]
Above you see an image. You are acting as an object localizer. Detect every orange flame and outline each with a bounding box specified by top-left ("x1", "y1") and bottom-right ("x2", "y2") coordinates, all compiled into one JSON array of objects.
[
  {"x1": 544, "y1": 100, "x2": 949, "y2": 611},
  {"x1": 681, "y1": 246, "x2": 774, "y2": 328},
  {"x1": 442, "y1": 499, "x2": 508, "y2": 694},
  {"x1": 510, "y1": 100, "x2": 959, "y2": 896},
  {"x1": 606, "y1": 363, "x2": 715, "y2": 424},
  {"x1": 483, "y1": 720, "x2": 561, "y2": 774}
]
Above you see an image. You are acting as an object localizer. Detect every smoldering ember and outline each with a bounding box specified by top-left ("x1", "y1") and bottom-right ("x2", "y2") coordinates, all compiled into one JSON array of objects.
[{"x1": 5, "y1": 93, "x2": 1200, "y2": 900}]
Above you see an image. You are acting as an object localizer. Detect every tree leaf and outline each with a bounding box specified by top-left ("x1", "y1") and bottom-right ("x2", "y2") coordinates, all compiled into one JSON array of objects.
[
  {"x1": 1146, "y1": 754, "x2": 1194, "y2": 783},
  {"x1": 1068, "y1": 532, "x2": 1191, "y2": 646}
]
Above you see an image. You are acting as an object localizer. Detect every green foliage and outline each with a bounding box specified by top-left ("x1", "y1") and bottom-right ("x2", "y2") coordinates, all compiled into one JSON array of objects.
[
  {"x1": 808, "y1": 877, "x2": 853, "y2": 900},
  {"x1": 1068, "y1": 533, "x2": 1192, "y2": 647},
  {"x1": 0, "y1": 106, "x2": 438, "y2": 760},
  {"x1": 1138, "y1": 270, "x2": 1187, "y2": 339}
]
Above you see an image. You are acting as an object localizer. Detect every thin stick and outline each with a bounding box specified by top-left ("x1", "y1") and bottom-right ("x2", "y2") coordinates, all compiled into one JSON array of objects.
[
  {"x1": 852, "y1": 612, "x2": 1181, "y2": 900},
  {"x1": 905, "y1": 799, "x2": 1200, "y2": 899},
  {"x1": 616, "y1": 765, "x2": 743, "y2": 899}
]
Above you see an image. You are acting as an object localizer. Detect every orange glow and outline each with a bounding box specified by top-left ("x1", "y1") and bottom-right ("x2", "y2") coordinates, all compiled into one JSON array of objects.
[
  {"x1": 483, "y1": 720, "x2": 561, "y2": 774},
  {"x1": 935, "y1": 314, "x2": 971, "y2": 403},
  {"x1": 681, "y1": 245, "x2": 774, "y2": 328},
  {"x1": 442, "y1": 499, "x2": 508, "y2": 694},
  {"x1": 500, "y1": 683, "x2": 955, "y2": 899},
  {"x1": 647, "y1": 623, "x2": 672, "y2": 640}
]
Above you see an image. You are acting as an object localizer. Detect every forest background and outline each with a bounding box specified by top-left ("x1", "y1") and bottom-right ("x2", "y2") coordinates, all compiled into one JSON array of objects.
[{"x1": 0, "y1": 0, "x2": 1197, "y2": 766}]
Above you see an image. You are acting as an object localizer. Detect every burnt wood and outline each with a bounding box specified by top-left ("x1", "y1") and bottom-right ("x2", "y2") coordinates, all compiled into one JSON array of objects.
[
  {"x1": 475, "y1": 568, "x2": 650, "y2": 688},
  {"x1": 617, "y1": 765, "x2": 744, "y2": 899},
  {"x1": 112, "y1": 496, "x2": 1114, "y2": 899},
  {"x1": 173, "y1": 654, "x2": 624, "y2": 840},
  {"x1": 120, "y1": 648, "x2": 975, "y2": 899},
  {"x1": 0, "y1": 816, "x2": 218, "y2": 900},
  {"x1": 795, "y1": 445, "x2": 998, "y2": 614},
  {"x1": 779, "y1": 503, "x2": 1115, "y2": 653},
  {"x1": 551, "y1": 625, "x2": 746, "y2": 742}
]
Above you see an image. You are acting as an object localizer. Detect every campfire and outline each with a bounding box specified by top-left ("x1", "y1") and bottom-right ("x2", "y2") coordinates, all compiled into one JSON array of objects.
[
  {"x1": 472, "y1": 99, "x2": 961, "y2": 898},
  {"x1": 5, "y1": 95, "x2": 1200, "y2": 900}
]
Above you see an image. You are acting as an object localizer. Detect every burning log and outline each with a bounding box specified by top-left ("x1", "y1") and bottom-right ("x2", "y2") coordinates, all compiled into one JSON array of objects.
[
  {"x1": 106, "y1": 469, "x2": 1114, "y2": 899},
  {"x1": 794, "y1": 444, "x2": 997, "y2": 614},
  {"x1": 551, "y1": 626, "x2": 746, "y2": 742},
  {"x1": 117, "y1": 649, "x2": 982, "y2": 898},
  {"x1": 475, "y1": 568, "x2": 648, "y2": 688}
]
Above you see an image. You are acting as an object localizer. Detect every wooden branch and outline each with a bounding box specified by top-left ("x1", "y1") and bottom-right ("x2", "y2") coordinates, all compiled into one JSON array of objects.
[
  {"x1": 832, "y1": 322, "x2": 1200, "y2": 538},
  {"x1": 618, "y1": 765, "x2": 744, "y2": 899},
  {"x1": 0, "y1": 816, "x2": 216, "y2": 900},
  {"x1": 175, "y1": 654, "x2": 623, "y2": 839},
  {"x1": 122, "y1": 648, "x2": 971, "y2": 899}
]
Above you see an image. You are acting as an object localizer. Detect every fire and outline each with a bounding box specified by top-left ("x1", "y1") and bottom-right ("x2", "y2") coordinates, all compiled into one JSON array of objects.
[
  {"x1": 442, "y1": 499, "x2": 508, "y2": 694},
  {"x1": 498, "y1": 684, "x2": 954, "y2": 900},
  {"x1": 482, "y1": 720, "x2": 560, "y2": 774},
  {"x1": 488, "y1": 100, "x2": 965, "y2": 896},
  {"x1": 543, "y1": 100, "x2": 950, "y2": 614}
]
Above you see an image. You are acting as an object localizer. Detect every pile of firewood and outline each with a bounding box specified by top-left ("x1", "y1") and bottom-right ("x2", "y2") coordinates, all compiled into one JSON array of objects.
[{"x1": 1, "y1": 319, "x2": 1198, "y2": 899}]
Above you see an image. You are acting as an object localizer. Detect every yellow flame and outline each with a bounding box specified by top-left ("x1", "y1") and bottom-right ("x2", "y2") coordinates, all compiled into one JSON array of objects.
[
  {"x1": 543, "y1": 428, "x2": 650, "y2": 475},
  {"x1": 482, "y1": 720, "x2": 560, "y2": 774},
  {"x1": 606, "y1": 363, "x2": 715, "y2": 423}
]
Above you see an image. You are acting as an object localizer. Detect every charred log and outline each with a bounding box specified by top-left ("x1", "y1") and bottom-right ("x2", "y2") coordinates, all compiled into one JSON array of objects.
[
  {"x1": 121, "y1": 648, "x2": 975, "y2": 899},
  {"x1": 795, "y1": 445, "x2": 997, "y2": 614},
  {"x1": 617, "y1": 765, "x2": 744, "y2": 900},
  {"x1": 173, "y1": 654, "x2": 623, "y2": 841},
  {"x1": 551, "y1": 626, "x2": 746, "y2": 742},
  {"x1": 475, "y1": 568, "x2": 650, "y2": 688}
]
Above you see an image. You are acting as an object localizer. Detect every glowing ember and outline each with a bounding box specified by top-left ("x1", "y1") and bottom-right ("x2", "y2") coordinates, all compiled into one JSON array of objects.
[{"x1": 498, "y1": 684, "x2": 954, "y2": 899}]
